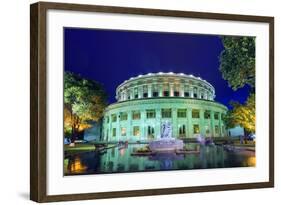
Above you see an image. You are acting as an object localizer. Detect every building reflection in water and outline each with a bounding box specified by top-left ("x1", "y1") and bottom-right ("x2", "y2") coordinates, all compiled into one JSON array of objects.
[
  {"x1": 244, "y1": 156, "x2": 256, "y2": 167},
  {"x1": 69, "y1": 156, "x2": 88, "y2": 174},
  {"x1": 65, "y1": 143, "x2": 256, "y2": 175}
]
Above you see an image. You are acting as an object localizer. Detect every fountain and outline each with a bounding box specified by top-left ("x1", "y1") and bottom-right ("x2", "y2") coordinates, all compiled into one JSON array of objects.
[{"x1": 148, "y1": 121, "x2": 184, "y2": 152}]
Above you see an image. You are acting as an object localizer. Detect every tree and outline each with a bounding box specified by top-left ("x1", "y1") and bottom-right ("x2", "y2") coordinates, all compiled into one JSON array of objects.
[
  {"x1": 225, "y1": 93, "x2": 255, "y2": 134},
  {"x1": 64, "y1": 71, "x2": 107, "y2": 142},
  {"x1": 219, "y1": 36, "x2": 255, "y2": 91}
]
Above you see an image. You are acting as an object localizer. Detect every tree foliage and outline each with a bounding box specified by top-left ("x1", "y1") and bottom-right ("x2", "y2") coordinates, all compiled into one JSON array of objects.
[
  {"x1": 64, "y1": 71, "x2": 107, "y2": 140},
  {"x1": 224, "y1": 93, "x2": 255, "y2": 133},
  {"x1": 219, "y1": 36, "x2": 255, "y2": 91}
]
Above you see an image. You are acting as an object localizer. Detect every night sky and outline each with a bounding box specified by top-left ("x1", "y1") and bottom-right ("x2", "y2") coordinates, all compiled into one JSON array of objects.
[{"x1": 64, "y1": 28, "x2": 251, "y2": 108}]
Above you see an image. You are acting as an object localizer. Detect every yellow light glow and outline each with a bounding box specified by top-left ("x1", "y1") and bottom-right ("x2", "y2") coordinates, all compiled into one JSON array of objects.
[{"x1": 70, "y1": 157, "x2": 88, "y2": 173}]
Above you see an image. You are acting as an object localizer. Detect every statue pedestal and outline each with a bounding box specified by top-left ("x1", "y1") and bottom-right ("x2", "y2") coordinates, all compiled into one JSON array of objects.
[
  {"x1": 149, "y1": 121, "x2": 184, "y2": 152},
  {"x1": 149, "y1": 138, "x2": 184, "y2": 152}
]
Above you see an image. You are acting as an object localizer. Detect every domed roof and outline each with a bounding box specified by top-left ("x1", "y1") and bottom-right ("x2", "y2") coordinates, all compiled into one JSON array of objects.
[{"x1": 116, "y1": 72, "x2": 215, "y2": 102}]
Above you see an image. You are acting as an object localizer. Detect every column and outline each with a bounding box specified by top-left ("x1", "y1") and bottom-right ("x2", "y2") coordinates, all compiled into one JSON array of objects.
[
  {"x1": 148, "y1": 84, "x2": 152, "y2": 98},
  {"x1": 210, "y1": 110, "x2": 215, "y2": 137},
  {"x1": 116, "y1": 112, "x2": 120, "y2": 141},
  {"x1": 124, "y1": 90, "x2": 127, "y2": 100},
  {"x1": 127, "y1": 111, "x2": 132, "y2": 140},
  {"x1": 190, "y1": 86, "x2": 194, "y2": 98},
  {"x1": 204, "y1": 90, "x2": 208, "y2": 100},
  {"x1": 170, "y1": 84, "x2": 174, "y2": 97},
  {"x1": 108, "y1": 115, "x2": 112, "y2": 141},
  {"x1": 159, "y1": 84, "x2": 163, "y2": 97},
  {"x1": 130, "y1": 88, "x2": 134, "y2": 100},
  {"x1": 180, "y1": 84, "x2": 185, "y2": 97},
  {"x1": 140, "y1": 109, "x2": 145, "y2": 140},
  {"x1": 100, "y1": 116, "x2": 104, "y2": 141},
  {"x1": 210, "y1": 91, "x2": 214, "y2": 100},
  {"x1": 172, "y1": 108, "x2": 177, "y2": 137},
  {"x1": 198, "y1": 89, "x2": 201, "y2": 99},
  {"x1": 209, "y1": 92, "x2": 213, "y2": 100},
  {"x1": 120, "y1": 92, "x2": 123, "y2": 101},
  {"x1": 138, "y1": 86, "x2": 142, "y2": 99},
  {"x1": 218, "y1": 113, "x2": 223, "y2": 137},
  {"x1": 187, "y1": 108, "x2": 193, "y2": 138},
  {"x1": 199, "y1": 109, "x2": 205, "y2": 136},
  {"x1": 155, "y1": 108, "x2": 161, "y2": 138}
]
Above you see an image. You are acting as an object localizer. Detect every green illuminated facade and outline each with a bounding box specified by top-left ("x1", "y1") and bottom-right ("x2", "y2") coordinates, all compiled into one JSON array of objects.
[{"x1": 102, "y1": 73, "x2": 228, "y2": 142}]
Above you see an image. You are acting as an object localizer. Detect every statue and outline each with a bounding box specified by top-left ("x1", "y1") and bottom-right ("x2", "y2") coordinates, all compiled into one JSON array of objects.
[
  {"x1": 148, "y1": 121, "x2": 184, "y2": 152},
  {"x1": 161, "y1": 121, "x2": 172, "y2": 139}
]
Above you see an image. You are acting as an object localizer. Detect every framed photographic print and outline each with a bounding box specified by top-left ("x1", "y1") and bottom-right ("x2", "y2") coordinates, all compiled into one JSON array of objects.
[{"x1": 30, "y1": 1, "x2": 274, "y2": 202}]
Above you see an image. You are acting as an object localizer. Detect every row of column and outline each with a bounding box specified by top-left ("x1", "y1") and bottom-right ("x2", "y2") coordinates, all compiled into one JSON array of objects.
[
  {"x1": 104, "y1": 109, "x2": 225, "y2": 140},
  {"x1": 118, "y1": 84, "x2": 214, "y2": 101}
]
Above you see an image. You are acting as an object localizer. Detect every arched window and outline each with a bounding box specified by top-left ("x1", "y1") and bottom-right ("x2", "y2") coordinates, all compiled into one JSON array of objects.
[
  {"x1": 179, "y1": 125, "x2": 186, "y2": 137},
  {"x1": 147, "y1": 126, "x2": 155, "y2": 138},
  {"x1": 184, "y1": 85, "x2": 189, "y2": 97},
  {"x1": 143, "y1": 85, "x2": 148, "y2": 98},
  {"x1": 134, "y1": 87, "x2": 138, "y2": 99},
  {"x1": 152, "y1": 84, "x2": 159, "y2": 97},
  {"x1": 174, "y1": 84, "x2": 180, "y2": 96},
  {"x1": 193, "y1": 87, "x2": 198, "y2": 98},
  {"x1": 163, "y1": 84, "x2": 170, "y2": 97}
]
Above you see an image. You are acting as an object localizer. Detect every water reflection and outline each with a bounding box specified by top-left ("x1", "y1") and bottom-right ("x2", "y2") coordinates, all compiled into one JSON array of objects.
[
  {"x1": 65, "y1": 143, "x2": 255, "y2": 175},
  {"x1": 68, "y1": 156, "x2": 88, "y2": 174}
]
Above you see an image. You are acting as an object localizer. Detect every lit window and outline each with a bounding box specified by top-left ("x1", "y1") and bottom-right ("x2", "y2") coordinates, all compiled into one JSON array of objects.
[
  {"x1": 120, "y1": 112, "x2": 128, "y2": 121},
  {"x1": 121, "y1": 127, "x2": 126, "y2": 136},
  {"x1": 215, "y1": 125, "x2": 219, "y2": 134},
  {"x1": 161, "y1": 108, "x2": 172, "y2": 118},
  {"x1": 192, "y1": 109, "x2": 200, "y2": 118},
  {"x1": 193, "y1": 124, "x2": 200, "y2": 134},
  {"x1": 112, "y1": 128, "x2": 116, "y2": 137},
  {"x1": 177, "y1": 109, "x2": 187, "y2": 118},
  {"x1": 205, "y1": 125, "x2": 210, "y2": 134},
  {"x1": 146, "y1": 109, "x2": 156, "y2": 119},
  {"x1": 133, "y1": 126, "x2": 140, "y2": 136},
  {"x1": 214, "y1": 112, "x2": 219, "y2": 120},
  {"x1": 204, "y1": 110, "x2": 211, "y2": 119},
  {"x1": 132, "y1": 111, "x2": 141, "y2": 120}
]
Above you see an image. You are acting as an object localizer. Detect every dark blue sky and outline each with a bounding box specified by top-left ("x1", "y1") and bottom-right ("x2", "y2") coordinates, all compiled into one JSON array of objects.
[{"x1": 64, "y1": 28, "x2": 250, "y2": 108}]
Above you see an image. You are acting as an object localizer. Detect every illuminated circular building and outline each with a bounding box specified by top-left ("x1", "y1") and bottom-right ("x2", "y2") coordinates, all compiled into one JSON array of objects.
[{"x1": 102, "y1": 72, "x2": 228, "y2": 142}]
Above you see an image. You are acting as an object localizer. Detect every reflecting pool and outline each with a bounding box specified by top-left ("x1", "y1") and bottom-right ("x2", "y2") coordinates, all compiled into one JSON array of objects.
[{"x1": 64, "y1": 143, "x2": 255, "y2": 175}]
